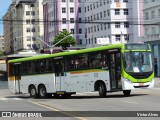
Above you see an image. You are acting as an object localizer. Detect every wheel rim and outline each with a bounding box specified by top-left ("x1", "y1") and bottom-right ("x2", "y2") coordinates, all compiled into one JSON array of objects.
[
  {"x1": 31, "y1": 88, "x2": 36, "y2": 96},
  {"x1": 40, "y1": 88, "x2": 45, "y2": 96}
]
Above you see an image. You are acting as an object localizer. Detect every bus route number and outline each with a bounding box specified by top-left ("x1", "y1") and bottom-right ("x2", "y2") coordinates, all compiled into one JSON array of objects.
[{"x1": 94, "y1": 73, "x2": 99, "y2": 77}]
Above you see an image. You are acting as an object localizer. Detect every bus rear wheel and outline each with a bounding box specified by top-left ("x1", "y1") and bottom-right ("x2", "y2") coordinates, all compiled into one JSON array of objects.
[
  {"x1": 38, "y1": 85, "x2": 47, "y2": 98},
  {"x1": 99, "y1": 83, "x2": 106, "y2": 98},
  {"x1": 29, "y1": 85, "x2": 38, "y2": 98},
  {"x1": 123, "y1": 90, "x2": 131, "y2": 96}
]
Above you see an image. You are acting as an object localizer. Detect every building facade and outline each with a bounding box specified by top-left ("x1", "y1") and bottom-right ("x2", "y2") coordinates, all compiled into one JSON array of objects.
[
  {"x1": 0, "y1": 35, "x2": 4, "y2": 52},
  {"x1": 143, "y1": 0, "x2": 160, "y2": 76},
  {"x1": 3, "y1": 3, "x2": 14, "y2": 54},
  {"x1": 84, "y1": 0, "x2": 144, "y2": 47},
  {"x1": 43, "y1": 0, "x2": 86, "y2": 47},
  {"x1": 4, "y1": 0, "x2": 44, "y2": 53},
  {"x1": 43, "y1": 0, "x2": 144, "y2": 48}
]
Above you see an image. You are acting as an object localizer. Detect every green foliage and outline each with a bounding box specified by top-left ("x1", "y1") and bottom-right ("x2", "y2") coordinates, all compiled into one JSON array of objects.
[
  {"x1": 52, "y1": 30, "x2": 76, "y2": 50},
  {"x1": 0, "y1": 50, "x2": 3, "y2": 56}
]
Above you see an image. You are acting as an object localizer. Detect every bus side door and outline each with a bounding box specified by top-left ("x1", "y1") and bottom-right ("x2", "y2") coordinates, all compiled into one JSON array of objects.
[
  {"x1": 108, "y1": 49, "x2": 122, "y2": 90},
  {"x1": 54, "y1": 59, "x2": 65, "y2": 92},
  {"x1": 14, "y1": 63, "x2": 21, "y2": 93}
]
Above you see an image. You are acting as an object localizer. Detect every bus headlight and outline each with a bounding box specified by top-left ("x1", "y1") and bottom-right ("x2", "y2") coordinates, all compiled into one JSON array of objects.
[{"x1": 123, "y1": 78, "x2": 132, "y2": 84}]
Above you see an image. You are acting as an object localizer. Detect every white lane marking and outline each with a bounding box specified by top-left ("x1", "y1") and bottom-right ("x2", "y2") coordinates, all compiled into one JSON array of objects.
[
  {"x1": 123, "y1": 101, "x2": 138, "y2": 105},
  {"x1": 0, "y1": 97, "x2": 23, "y2": 101},
  {"x1": 0, "y1": 98, "x2": 8, "y2": 101}
]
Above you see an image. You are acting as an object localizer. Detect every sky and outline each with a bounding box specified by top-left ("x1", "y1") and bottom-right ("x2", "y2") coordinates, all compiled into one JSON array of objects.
[{"x1": 0, "y1": 0, "x2": 12, "y2": 35}]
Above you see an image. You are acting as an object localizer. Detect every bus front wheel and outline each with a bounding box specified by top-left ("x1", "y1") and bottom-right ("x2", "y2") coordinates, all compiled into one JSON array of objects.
[
  {"x1": 29, "y1": 85, "x2": 38, "y2": 98},
  {"x1": 38, "y1": 85, "x2": 47, "y2": 98},
  {"x1": 123, "y1": 90, "x2": 131, "y2": 96},
  {"x1": 99, "y1": 83, "x2": 106, "y2": 98}
]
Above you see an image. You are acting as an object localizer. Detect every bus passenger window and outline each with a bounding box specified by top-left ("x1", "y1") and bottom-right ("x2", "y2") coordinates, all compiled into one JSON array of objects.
[{"x1": 75, "y1": 59, "x2": 79, "y2": 69}]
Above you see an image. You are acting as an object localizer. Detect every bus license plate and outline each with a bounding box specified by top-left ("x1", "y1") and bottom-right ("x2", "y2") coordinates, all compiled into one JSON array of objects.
[{"x1": 139, "y1": 83, "x2": 144, "y2": 86}]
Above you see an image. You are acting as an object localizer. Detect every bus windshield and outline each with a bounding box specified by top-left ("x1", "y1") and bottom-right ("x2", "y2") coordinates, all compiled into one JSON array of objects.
[{"x1": 123, "y1": 52, "x2": 153, "y2": 73}]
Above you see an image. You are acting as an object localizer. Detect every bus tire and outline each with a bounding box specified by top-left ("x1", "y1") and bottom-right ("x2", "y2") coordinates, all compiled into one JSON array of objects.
[
  {"x1": 38, "y1": 85, "x2": 47, "y2": 98},
  {"x1": 123, "y1": 90, "x2": 131, "y2": 96},
  {"x1": 29, "y1": 85, "x2": 38, "y2": 98},
  {"x1": 99, "y1": 83, "x2": 106, "y2": 98}
]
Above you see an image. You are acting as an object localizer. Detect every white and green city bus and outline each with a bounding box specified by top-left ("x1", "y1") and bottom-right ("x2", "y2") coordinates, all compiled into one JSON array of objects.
[{"x1": 8, "y1": 43, "x2": 154, "y2": 98}]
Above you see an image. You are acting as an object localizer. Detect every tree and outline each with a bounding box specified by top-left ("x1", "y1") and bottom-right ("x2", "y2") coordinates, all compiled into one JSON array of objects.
[
  {"x1": 0, "y1": 50, "x2": 3, "y2": 56},
  {"x1": 52, "y1": 30, "x2": 76, "y2": 50}
]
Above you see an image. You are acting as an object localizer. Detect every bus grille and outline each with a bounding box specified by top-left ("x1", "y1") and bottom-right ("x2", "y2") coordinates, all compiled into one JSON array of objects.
[{"x1": 128, "y1": 72, "x2": 153, "y2": 79}]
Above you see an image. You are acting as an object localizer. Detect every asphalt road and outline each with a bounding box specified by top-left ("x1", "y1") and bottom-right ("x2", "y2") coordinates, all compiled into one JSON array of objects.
[{"x1": 0, "y1": 78, "x2": 160, "y2": 120}]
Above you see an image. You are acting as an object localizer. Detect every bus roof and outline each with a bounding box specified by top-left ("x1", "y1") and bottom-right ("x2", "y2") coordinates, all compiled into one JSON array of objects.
[{"x1": 9, "y1": 44, "x2": 124, "y2": 63}]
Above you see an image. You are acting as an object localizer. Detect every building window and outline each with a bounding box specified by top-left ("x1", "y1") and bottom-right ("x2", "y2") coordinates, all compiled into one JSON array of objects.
[
  {"x1": 101, "y1": 24, "x2": 103, "y2": 30},
  {"x1": 26, "y1": 19, "x2": 30, "y2": 24},
  {"x1": 97, "y1": 25, "x2": 99, "y2": 31},
  {"x1": 124, "y1": 22, "x2": 129, "y2": 28},
  {"x1": 71, "y1": 29, "x2": 74, "y2": 34},
  {"x1": 152, "y1": 27, "x2": 156, "y2": 34},
  {"x1": 115, "y1": 35, "x2": 121, "y2": 41},
  {"x1": 158, "y1": 9, "x2": 160, "y2": 16},
  {"x1": 79, "y1": 28, "x2": 82, "y2": 34},
  {"x1": 32, "y1": 37, "x2": 36, "y2": 41},
  {"x1": 90, "y1": 4, "x2": 92, "y2": 10},
  {"x1": 115, "y1": 22, "x2": 120, "y2": 28},
  {"x1": 26, "y1": 11, "x2": 30, "y2": 15},
  {"x1": 62, "y1": 18, "x2": 66, "y2": 24},
  {"x1": 70, "y1": 7, "x2": 74, "y2": 13},
  {"x1": 104, "y1": 11, "x2": 106, "y2": 17},
  {"x1": 94, "y1": 26, "x2": 96, "y2": 32},
  {"x1": 78, "y1": 7, "x2": 81, "y2": 13},
  {"x1": 145, "y1": 12, "x2": 149, "y2": 20},
  {"x1": 79, "y1": 18, "x2": 82, "y2": 22},
  {"x1": 108, "y1": 23, "x2": 110, "y2": 29},
  {"x1": 26, "y1": 28, "x2": 30, "y2": 32},
  {"x1": 32, "y1": 28, "x2": 36, "y2": 32},
  {"x1": 100, "y1": 12, "x2": 102, "y2": 18},
  {"x1": 31, "y1": 11, "x2": 35, "y2": 16},
  {"x1": 62, "y1": 0, "x2": 66, "y2": 2},
  {"x1": 70, "y1": 18, "x2": 74, "y2": 23},
  {"x1": 79, "y1": 39, "x2": 82, "y2": 45},
  {"x1": 107, "y1": 10, "x2": 110, "y2": 16},
  {"x1": 93, "y1": 3, "x2": 95, "y2": 9},
  {"x1": 115, "y1": 9, "x2": 120, "y2": 15},
  {"x1": 145, "y1": 28, "x2": 148, "y2": 35},
  {"x1": 70, "y1": 0, "x2": 73, "y2": 2},
  {"x1": 124, "y1": 34, "x2": 129, "y2": 41},
  {"x1": 151, "y1": 10, "x2": 155, "y2": 18},
  {"x1": 104, "y1": 24, "x2": 107, "y2": 30},
  {"x1": 95, "y1": 38, "x2": 97, "y2": 44},
  {"x1": 62, "y1": 8, "x2": 66, "y2": 13},
  {"x1": 124, "y1": 9, "x2": 128, "y2": 15},
  {"x1": 123, "y1": 0, "x2": 128, "y2": 2},
  {"x1": 97, "y1": 13, "x2": 99, "y2": 19}
]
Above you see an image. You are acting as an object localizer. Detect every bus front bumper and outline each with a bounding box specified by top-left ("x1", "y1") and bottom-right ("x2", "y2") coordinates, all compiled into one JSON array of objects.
[{"x1": 122, "y1": 78, "x2": 154, "y2": 90}]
